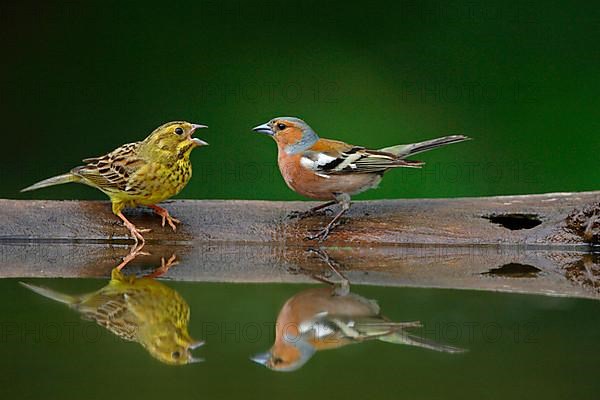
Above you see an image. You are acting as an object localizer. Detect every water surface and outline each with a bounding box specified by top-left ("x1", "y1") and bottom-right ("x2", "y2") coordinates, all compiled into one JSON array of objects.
[{"x1": 2, "y1": 278, "x2": 598, "y2": 400}]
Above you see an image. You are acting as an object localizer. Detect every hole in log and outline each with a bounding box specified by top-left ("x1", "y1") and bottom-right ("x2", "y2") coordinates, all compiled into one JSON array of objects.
[
  {"x1": 482, "y1": 263, "x2": 542, "y2": 278},
  {"x1": 483, "y1": 213, "x2": 542, "y2": 230}
]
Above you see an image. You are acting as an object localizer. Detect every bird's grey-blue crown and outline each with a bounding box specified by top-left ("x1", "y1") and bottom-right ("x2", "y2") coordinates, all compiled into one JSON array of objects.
[{"x1": 272, "y1": 117, "x2": 319, "y2": 154}]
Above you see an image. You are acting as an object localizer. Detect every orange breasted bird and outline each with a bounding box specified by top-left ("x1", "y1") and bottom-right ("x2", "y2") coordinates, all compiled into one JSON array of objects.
[
  {"x1": 253, "y1": 117, "x2": 470, "y2": 241},
  {"x1": 251, "y1": 272, "x2": 465, "y2": 372},
  {"x1": 21, "y1": 121, "x2": 208, "y2": 244}
]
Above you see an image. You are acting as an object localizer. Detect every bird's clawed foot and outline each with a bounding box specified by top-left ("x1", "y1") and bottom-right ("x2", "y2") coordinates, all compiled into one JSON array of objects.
[
  {"x1": 131, "y1": 227, "x2": 152, "y2": 244},
  {"x1": 117, "y1": 211, "x2": 151, "y2": 245},
  {"x1": 305, "y1": 218, "x2": 346, "y2": 242},
  {"x1": 304, "y1": 199, "x2": 350, "y2": 243},
  {"x1": 287, "y1": 208, "x2": 333, "y2": 220},
  {"x1": 116, "y1": 242, "x2": 150, "y2": 271},
  {"x1": 145, "y1": 254, "x2": 179, "y2": 278},
  {"x1": 149, "y1": 205, "x2": 180, "y2": 231},
  {"x1": 307, "y1": 248, "x2": 350, "y2": 296},
  {"x1": 306, "y1": 226, "x2": 335, "y2": 242},
  {"x1": 287, "y1": 200, "x2": 337, "y2": 220}
]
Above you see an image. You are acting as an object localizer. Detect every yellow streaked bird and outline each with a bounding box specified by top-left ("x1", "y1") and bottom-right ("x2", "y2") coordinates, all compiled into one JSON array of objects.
[
  {"x1": 20, "y1": 257, "x2": 204, "y2": 365},
  {"x1": 21, "y1": 121, "x2": 208, "y2": 244}
]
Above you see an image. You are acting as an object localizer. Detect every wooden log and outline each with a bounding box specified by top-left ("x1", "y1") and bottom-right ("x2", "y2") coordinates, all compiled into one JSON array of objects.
[
  {"x1": 1, "y1": 191, "x2": 599, "y2": 245},
  {"x1": 1, "y1": 242, "x2": 598, "y2": 299},
  {"x1": 0, "y1": 192, "x2": 598, "y2": 299}
]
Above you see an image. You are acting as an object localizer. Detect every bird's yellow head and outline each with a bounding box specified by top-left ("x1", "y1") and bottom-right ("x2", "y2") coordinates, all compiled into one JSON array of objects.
[
  {"x1": 142, "y1": 326, "x2": 205, "y2": 365},
  {"x1": 143, "y1": 121, "x2": 209, "y2": 161},
  {"x1": 252, "y1": 117, "x2": 319, "y2": 154}
]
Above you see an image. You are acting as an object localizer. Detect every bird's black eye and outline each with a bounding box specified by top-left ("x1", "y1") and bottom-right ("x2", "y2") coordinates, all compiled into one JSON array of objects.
[
  {"x1": 175, "y1": 127, "x2": 184, "y2": 135},
  {"x1": 276, "y1": 123, "x2": 286, "y2": 130},
  {"x1": 273, "y1": 357, "x2": 283, "y2": 364},
  {"x1": 172, "y1": 351, "x2": 181, "y2": 359}
]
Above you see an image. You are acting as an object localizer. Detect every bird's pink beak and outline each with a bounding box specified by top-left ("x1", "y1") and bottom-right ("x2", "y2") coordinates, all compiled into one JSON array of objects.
[
  {"x1": 187, "y1": 340, "x2": 205, "y2": 363},
  {"x1": 189, "y1": 340, "x2": 205, "y2": 350},
  {"x1": 190, "y1": 124, "x2": 209, "y2": 146},
  {"x1": 191, "y1": 124, "x2": 208, "y2": 131}
]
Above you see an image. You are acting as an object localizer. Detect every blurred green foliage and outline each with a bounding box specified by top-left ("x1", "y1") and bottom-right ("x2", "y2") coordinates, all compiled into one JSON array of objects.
[{"x1": 2, "y1": 0, "x2": 598, "y2": 201}]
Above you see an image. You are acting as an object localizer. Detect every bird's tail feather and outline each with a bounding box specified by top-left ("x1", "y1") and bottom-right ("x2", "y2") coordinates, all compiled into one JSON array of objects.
[
  {"x1": 380, "y1": 135, "x2": 471, "y2": 159},
  {"x1": 20, "y1": 173, "x2": 79, "y2": 192},
  {"x1": 378, "y1": 330, "x2": 467, "y2": 353},
  {"x1": 20, "y1": 282, "x2": 79, "y2": 305}
]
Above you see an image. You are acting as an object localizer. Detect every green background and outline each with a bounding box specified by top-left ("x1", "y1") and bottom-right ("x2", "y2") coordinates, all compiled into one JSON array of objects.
[
  {"x1": 2, "y1": 0, "x2": 598, "y2": 202},
  {"x1": 2, "y1": 3, "x2": 599, "y2": 398}
]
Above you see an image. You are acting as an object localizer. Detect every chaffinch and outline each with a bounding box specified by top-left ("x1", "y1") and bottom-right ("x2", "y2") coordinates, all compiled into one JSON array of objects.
[
  {"x1": 253, "y1": 117, "x2": 470, "y2": 241},
  {"x1": 251, "y1": 257, "x2": 465, "y2": 372}
]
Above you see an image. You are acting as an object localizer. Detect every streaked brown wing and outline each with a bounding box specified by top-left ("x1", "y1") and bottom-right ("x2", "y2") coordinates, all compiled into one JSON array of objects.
[
  {"x1": 78, "y1": 294, "x2": 138, "y2": 341},
  {"x1": 73, "y1": 141, "x2": 146, "y2": 193},
  {"x1": 81, "y1": 142, "x2": 140, "y2": 164}
]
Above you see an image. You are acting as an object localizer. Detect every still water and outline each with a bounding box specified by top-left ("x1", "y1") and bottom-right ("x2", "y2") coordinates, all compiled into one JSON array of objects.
[{"x1": 1, "y1": 264, "x2": 599, "y2": 400}]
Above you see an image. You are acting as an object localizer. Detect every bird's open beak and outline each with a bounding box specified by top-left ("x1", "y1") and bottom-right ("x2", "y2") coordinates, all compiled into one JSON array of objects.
[
  {"x1": 189, "y1": 340, "x2": 205, "y2": 350},
  {"x1": 190, "y1": 124, "x2": 209, "y2": 146},
  {"x1": 186, "y1": 340, "x2": 205, "y2": 363},
  {"x1": 250, "y1": 351, "x2": 271, "y2": 366},
  {"x1": 252, "y1": 122, "x2": 274, "y2": 136},
  {"x1": 191, "y1": 124, "x2": 208, "y2": 131}
]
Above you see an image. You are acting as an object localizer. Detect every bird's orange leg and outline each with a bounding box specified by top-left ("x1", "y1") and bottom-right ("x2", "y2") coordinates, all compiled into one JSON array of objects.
[
  {"x1": 288, "y1": 201, "x2": 336, "y2": 220},
  {"x1": 145, "y1": 254, "x2": 179, "y2": 278},
  {"x1": 115, "y1": 242, "x2": 150, "y2": 271},
  {"x1": 148, "y1": 205, "x2": 180, "y2": 231},
  {"x1": 117, "y1": 211, "x2": 151, "y2": 245}
]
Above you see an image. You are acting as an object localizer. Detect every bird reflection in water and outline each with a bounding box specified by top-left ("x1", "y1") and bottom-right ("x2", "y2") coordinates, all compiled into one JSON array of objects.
[
  {"x1": 252, "y1": 249, "x2": 466, "y2": 371},
  {"x1": 21, "y1": 255, "x2": 204, "y2": 365}
]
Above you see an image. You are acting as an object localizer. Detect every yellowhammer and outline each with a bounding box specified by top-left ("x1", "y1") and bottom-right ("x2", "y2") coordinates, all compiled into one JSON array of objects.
[
  {"x1": 21, "y1": 121, "x2": 208, "y2": 243},
  {"x1": 20, "y1": 255, "x2": 204, "y2": 365}
]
